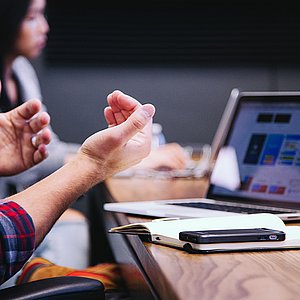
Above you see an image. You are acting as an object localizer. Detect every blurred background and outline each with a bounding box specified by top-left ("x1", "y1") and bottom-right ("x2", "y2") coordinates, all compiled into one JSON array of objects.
[{"x1": 33, "y1": 0, "x2": 300, "y2": 145}]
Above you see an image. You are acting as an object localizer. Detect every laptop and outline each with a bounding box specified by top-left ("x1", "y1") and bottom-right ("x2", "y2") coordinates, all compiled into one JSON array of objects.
[{"x1": 104, "y1": 89, "x2": 300, "y2": 222}]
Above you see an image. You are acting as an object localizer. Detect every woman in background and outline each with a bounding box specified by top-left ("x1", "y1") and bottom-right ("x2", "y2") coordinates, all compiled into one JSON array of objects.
[{"x1": 0, "y1": 0, "x2": 81, "y2": 195}]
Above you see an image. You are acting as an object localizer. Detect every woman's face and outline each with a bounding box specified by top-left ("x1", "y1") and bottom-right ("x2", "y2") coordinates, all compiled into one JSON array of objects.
[{"x1": 14, "y1": 0, "x2": 49, "y2": 59}]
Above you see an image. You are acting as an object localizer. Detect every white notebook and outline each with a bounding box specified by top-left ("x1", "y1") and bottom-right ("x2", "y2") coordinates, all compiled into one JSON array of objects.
[{"x1": 108, "y1": 214, "x2": 300, "y2": 253}]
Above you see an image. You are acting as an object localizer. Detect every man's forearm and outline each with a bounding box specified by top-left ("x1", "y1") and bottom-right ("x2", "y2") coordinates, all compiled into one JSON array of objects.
[{"x1": 8, "y1": 155, "x2": 103, "y2": 245}]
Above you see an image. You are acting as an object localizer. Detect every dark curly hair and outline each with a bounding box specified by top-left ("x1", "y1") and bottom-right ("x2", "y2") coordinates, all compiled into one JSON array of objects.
[
  {"x1": 0, "y1": 0, "x2": 31, "y2": 56},
  {"x1": 0, "y1": 0, "x2": 31, "y2": 111}
]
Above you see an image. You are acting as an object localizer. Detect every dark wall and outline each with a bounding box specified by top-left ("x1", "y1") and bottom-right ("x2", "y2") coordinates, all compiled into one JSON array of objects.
[{"x1": 31, "y1": 1, "x2": 300, "y2": 145}]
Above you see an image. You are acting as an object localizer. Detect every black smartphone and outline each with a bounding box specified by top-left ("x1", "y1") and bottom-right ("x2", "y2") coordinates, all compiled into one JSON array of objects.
[{"x1": 179, "y1": 228, "x2": 286, "y2": 244}]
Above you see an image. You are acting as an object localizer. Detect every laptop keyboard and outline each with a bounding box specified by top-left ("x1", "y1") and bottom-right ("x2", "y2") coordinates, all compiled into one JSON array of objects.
[{"x1": 169, "y1": 201, "x2": 297, "y2": 214}]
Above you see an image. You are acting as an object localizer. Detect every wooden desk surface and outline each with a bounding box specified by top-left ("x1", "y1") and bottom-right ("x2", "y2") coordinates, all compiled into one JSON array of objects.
[{"x1": 105, "y1": 177, "x2": 300, "y2": 300}]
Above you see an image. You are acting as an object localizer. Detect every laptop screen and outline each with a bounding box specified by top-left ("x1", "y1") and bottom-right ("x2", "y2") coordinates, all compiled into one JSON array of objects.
[{"x1": 208, "y1": 93, "x2": 300, "y2": 208}]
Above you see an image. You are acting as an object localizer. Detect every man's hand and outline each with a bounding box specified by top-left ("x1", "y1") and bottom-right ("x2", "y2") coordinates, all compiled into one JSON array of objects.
[
  {"x1": 104, "y1": 90, "x2": 143, "y2": 127},
  {"x1": 104, "y1": 91, "x2": 189, "y2": 171},
  {"x1": 79, "y1": 90, "x2": 155, "y2": 179},
  {"x1": 0, "y1": 99, "x2": 51, "y2": 175}
]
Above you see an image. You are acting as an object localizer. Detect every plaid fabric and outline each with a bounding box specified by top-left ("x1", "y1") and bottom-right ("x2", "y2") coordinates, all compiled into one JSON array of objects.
[{"x1": 0, "y1": 201, "x2": 35, "y2": 285}]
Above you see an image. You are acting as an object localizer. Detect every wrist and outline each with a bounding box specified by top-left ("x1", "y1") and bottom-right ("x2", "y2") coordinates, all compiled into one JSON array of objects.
[{"x1": 69, "y1": 152, "x2": 107, "y2": 188}]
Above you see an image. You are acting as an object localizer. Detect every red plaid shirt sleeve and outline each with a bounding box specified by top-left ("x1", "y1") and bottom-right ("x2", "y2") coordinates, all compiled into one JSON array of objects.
[{"x1": 0, "y1": 201, "x2": 35, "y2": 285}]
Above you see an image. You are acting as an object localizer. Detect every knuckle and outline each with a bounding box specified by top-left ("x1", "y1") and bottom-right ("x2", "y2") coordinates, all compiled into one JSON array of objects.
[{"x1": 131, "y1": 115, "x2": 145, "y2": 130}]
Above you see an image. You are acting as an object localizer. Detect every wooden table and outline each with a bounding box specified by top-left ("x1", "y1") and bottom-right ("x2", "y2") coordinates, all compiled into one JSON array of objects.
[{"x1": 103, "y1": 176, "x2": 300, "y2": 300}]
